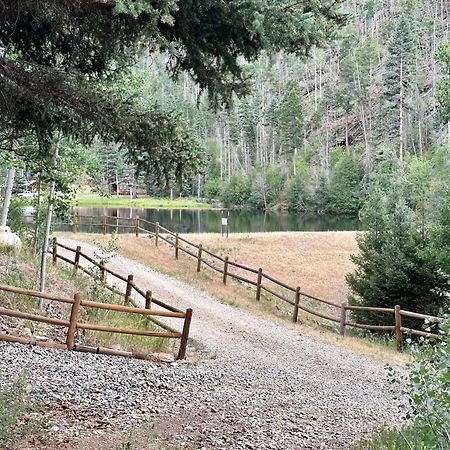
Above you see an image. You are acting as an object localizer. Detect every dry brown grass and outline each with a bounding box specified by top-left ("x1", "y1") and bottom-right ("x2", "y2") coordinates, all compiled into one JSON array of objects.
[
  {"x1": 186, "y1": 231, "x2": 359, "y2": 303},
  {"x1": 57, "y1": 231, "x2": 410, "y2": 365}
]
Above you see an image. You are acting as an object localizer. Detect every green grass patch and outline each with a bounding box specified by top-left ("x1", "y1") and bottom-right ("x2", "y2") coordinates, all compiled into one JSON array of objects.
[
  {"x1": 0, "y1": 374, "x2": 47, "y2": 446},
  {"x1": 85, "y1": 305, "x2": 170, "y2": 353},
  {"x1": 72, "y1": 193, "x2": 211, "y2": 209},
  {"x1": 352, "y1": 425, "x2": 433, "y2": 450}
]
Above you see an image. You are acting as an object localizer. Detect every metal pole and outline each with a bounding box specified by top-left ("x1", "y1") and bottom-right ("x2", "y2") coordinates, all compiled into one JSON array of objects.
[{"x1": 39, "y1": 135, "x2": 61, "y2": 304}]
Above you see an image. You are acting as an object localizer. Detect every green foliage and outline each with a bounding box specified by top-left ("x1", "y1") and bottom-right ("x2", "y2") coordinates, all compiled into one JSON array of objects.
[
  {"x1": 380, "y1": 6, "x2": 417, "y2": 140},
  {"x1": 429, "y1": 188, "x2": 450, "y2": 275},
  {"x1": 436, "y1": 43, "x2": 450, "y2": 123},
  {"x1": 287, "y1": 175, "x2": 309, "y2": 211},
  {"x1": 0, "y1": 374, "x2": 46, "y2": 446},
  {"x1": 204, "y1": 178, "x2": 222, "y2": 201},
  {"x1": 221, "y1": 172, "x2": 251, "y2": 207},
  {"x1": 327, "y1": 154, "x2": 363, "y2": 214},
  {"x1": 249, "y1": 168, "x2": 285, "y2": 209},
  {"x1": 7, "y1": 198, "x2": 28, "y2": 237},
  {"x1": 346, "y1": 164, "x2": 450, "y2": 326},
  {"x1": 353, "y1": 314, "x2": 450, "y2": 450},
  {"x1": 277, "y1": 81, "x2": 304, "y2": 155},
  {"x1": 0, "y1": 0, "x2": 346, "y2": 188}
]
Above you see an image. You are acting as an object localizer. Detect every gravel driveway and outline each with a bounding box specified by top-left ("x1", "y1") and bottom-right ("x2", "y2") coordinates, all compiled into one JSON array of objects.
[{"x1": 0, "y1": 238, "x2": 403, "y2": 450}]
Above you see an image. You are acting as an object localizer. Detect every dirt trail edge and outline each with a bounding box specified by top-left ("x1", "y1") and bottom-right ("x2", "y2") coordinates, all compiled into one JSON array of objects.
[{"x1": 7, "y1": 238, "x2": 403, "y2": 450}]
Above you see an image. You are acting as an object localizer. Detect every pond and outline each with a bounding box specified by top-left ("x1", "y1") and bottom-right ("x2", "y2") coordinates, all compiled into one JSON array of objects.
[{"x1": 58, "y1": 207, "x2": 362, "y2": 234}]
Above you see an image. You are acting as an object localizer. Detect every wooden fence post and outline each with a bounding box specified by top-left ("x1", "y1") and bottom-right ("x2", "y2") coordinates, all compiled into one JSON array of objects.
[
  {"x1": 196, "y1": 244, "x2": 203, "y2": 272},
  {"x1": 71, "y1": 212, "x2": 78, "y2": 233},
  {"x1": 52, "y1": 237, "x2": 58, "y2": 264},
  {"x1": 175, "y1": 233, "x2": 179, "y2": 259},
  {"x1": 223, "y1": 256, "x2": 229, "y2": 284},
  {"x1": 102, "y1": 214, "x2": 107, "y2": 235},
  {"x1": 256, "y1": 268, "x2": 263, "y2": 301},
  {"x1": 145, "y1": 290, "x2": 152, "y2": 310},
  {"x1": 155, "y1": 222, "x2": 159, "y2": 246},
  {"x1": 395, "y1": 305, "x2": 403, "y2": 351},
  {"x1": 125, "y1": 275, "x2": 134, "y2": 305},
  {"x1": 66, "y1": 292, "x2": 82, "y2": 350},
  {"x1": 340, "y1": 302, "x2": 348, "y2": 336},
  {"x1": 177, "y1": 308, "x2": 193, "y2": 360},
  {"x1": 73, "y1": 246, "x2": 81, "y2": 274},
  {"x1": 100, "y1": 264, "x2": 106, "y2": 282},
  {"x1": 135, "y1": 215, "x2": 140, "y2": 237},
  {"x1": 293, "y1": 286, "x2": 301, "y2": 323}
]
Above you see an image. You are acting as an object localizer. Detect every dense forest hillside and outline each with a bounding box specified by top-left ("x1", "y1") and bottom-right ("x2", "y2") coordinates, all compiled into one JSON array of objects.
[{"x1": 95, "y1": 0, "x2": 450, "y2": 214}]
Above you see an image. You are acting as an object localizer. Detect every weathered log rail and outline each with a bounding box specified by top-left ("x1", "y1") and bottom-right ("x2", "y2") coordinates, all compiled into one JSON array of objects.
[
  {"x1": 58, "y1": 213, "x2": 443, "y2": 351},
  {"x1": 0, "y1": 280, "x2": 192, "y2": 360},
  {"x1": 50, "y1": 238, "x2": 192, "y2": 359}
]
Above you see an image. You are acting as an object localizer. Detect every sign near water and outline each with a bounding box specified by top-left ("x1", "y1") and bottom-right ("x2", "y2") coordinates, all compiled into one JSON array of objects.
[{"x1": 63, "y1": 208, "x2": 363, "y2": 234}]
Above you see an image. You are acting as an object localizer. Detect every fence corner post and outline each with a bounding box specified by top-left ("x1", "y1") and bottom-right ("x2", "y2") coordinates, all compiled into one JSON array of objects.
[
  {"x1": 125, "y1": 275, "x2": 134, "y2": 305},
  {"x1": 52, "y1": 237, "x2": 58, "y2": 264},
  {"x1": 340, "y1": 302, "x2": 348, "y2": 336},
  {"x1": 223, "y1": 256, "x2": 229, "y2": 284},
  {"x1": 395, "y1": 305, "x2": 403, "y2": 352},
  {"x1": 256, "y1": 268, "x2": 263, "y2": 301},
  {"x1": 73, "y1": 246, "x2": 81, "y2": 274},
  {"x1": 99, "y1": 263, "x2": 106, "y2": 282},
  {"x1": 102, "y1": 214, "x2": 107, "y2": 235},
  {"x1": 293, "y1": 286, "x2": 301, "y2": 323},
  {"x1": 175, "y1": 233, "x2": 179, "y2": 260},
  {"x1": 196, "y1": 244, "x2": 203, "y2": 273},
  {"x1": 72, "y1": 212, "x2": 78, "y2": 233},
  {"x1": 155, "y1": 222, "x2": 160, "y2": 246},
  {"x1": 145, "y1": 290, "x2": 152, "y2": 310},
  {"x1": 177, "y1": 308, "x2": 193, "y2": 360},
  {"x1": 135, "y1": 215, "x2": 140, "y2": 237},
  {"x1": 66, "y1": 292, "x2": 82, "y2": 350}
]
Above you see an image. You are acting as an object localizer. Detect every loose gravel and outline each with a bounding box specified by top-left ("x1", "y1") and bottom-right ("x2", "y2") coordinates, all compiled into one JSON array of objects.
[{"x1": 0, "y1": 238, "x2": 405, "y2": 450}]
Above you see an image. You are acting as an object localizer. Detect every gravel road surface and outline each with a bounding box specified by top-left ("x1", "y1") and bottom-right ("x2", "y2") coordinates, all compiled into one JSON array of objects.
[{"x1": 0, "y1": 238, "x2": 403, "y2": 450}]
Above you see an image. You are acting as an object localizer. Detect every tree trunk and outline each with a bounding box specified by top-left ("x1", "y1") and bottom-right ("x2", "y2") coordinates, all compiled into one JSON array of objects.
[
  {"x1": 1, "y1": 167, "x2": 16, "y2": 227},
  {"x1": 399, "y1": 55, "x2": 404, "y2": 163}
]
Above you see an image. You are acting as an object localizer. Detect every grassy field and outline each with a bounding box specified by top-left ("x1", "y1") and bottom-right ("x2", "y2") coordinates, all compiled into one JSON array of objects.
[{"x1": 71, "y1": 193, "x2": 210, "y2": 208}]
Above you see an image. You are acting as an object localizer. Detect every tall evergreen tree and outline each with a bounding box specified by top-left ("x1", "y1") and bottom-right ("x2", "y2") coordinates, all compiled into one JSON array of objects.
[
  {"x1": 346, "y1": 165, "x2": 450, "y2": 327},
  {"x1": 381, "y1": 5, "x2": 417, "y2": 161}
]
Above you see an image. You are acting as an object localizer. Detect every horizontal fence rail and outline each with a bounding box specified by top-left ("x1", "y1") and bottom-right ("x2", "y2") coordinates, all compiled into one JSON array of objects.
[
  {"x1": 0, "y1": 282, "x2": 192, "y2": 360},
  {"x1": 55, "y1": 213, "x2": 445, "y2": 351},
  {"x1": 49, "y1": 237, "x2": 193, "y2": 359}
]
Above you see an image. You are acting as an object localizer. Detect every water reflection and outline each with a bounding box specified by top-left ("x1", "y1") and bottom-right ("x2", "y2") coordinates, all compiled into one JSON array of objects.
[{"x1": 68, "y1": 207, "x2": 362, "y2": 233}]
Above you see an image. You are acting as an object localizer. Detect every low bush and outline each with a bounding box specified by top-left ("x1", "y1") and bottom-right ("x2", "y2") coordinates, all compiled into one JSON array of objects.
[
  {"x1": 0, "y1": 373, "x2": 47, "y2": 446},
  {"x1": 353, "y1": 313, "x2": 450, "y2": 449}
]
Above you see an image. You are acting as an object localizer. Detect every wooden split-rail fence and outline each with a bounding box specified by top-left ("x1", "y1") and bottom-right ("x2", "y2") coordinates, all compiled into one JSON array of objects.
[
  {"x1": 60, "y1": 213, "x2": 443, "y2": 351},
  {"x1": 0, "y1": 238, "x2": 192, "y2": 360}
]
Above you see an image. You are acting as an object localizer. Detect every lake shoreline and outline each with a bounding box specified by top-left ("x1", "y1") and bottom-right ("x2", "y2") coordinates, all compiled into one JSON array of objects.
[{"x1": 67, "y1": 206, "x2": 362, "y2": 233}]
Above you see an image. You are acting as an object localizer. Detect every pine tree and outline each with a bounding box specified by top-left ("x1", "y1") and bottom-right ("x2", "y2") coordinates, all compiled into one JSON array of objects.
[
  {"x1": 346, "y1": 173, "x2": 450, "y2": 327},
  {"x1": 381, "y1": 6, "x2": 417, "y2": 161},
  {"x1": 277, "y1": 80, "x2": 304, "y2": 167}
]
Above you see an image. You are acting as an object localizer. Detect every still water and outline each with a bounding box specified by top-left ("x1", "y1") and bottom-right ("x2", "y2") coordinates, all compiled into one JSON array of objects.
[{"x1": 65, "y1": 207, "x2": 362, "y2": 233}]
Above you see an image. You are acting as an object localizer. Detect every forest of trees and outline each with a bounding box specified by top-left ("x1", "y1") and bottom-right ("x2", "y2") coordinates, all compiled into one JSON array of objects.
[{"x1": 90, "y1": 0, "x2": 450, "y2": 217}]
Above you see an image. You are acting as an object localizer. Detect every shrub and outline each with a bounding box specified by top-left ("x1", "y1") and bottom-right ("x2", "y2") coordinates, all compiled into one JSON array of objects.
[
  {"x1": 204, "y1": 178, "x2": 221, "y2": 200},
  {"x1": 0, "y1": 374, "x2": 46, "y2": 446},
  {"x1": 353, "y1": 313, "x2": 450, "y2": 450},
  {"x1": 220, "y1": 171, "x2": 251, "y2": 206}
]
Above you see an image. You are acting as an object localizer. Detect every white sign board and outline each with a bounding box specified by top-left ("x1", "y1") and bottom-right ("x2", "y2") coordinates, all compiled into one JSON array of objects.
[{"x1": 221, "y1": 218, "x2": 228, "y2": 226}]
